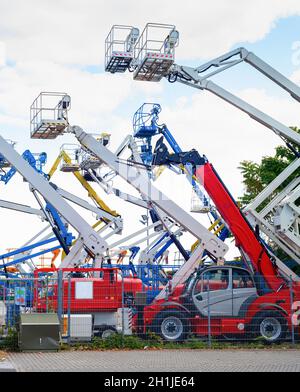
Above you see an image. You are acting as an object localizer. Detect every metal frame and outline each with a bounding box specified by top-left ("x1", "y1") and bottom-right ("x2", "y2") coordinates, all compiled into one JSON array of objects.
[
  {"x1": 30, "y1": 92, "x2": 70, "y2": 139},
  {"x1": 245, "y1": 158, "x2": 300, "y2": 264},
  {"x1": 71, "y1": 127, "x2": 228, "y2": 293},
  {"x1": 0, "y1": 136, "x2": 109, "y2": 265},
  {"x1": 105, "y1": 25, "x2": 139, "y2": 73},
  {"x1": 133, "y1": 23, "x2": 178, "y2": 82}
]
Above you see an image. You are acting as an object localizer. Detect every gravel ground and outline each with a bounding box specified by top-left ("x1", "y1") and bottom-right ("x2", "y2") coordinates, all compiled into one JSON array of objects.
[{"x1": 6, "y1": 349, "x2": 300, "y2": 372}]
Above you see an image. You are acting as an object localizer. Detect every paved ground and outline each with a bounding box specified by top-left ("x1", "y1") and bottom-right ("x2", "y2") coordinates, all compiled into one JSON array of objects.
[
  {"x1": 0, "y1": 351, "x2": 15, "y2": 372},
  {"x1": 5, "y1": 349, "x2": 300, "y2": 372}
]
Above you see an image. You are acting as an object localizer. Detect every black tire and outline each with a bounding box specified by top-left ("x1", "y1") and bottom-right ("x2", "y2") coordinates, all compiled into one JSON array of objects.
[
  {"x1": 151, "y1": 309, "x2": 190, "y2": 342},
  {"x1": 249, "y1": 311, "x2": 288, "y2": 344},
  {"x1": 94, "y1": 326, "x2": 117, "y2": 340}
]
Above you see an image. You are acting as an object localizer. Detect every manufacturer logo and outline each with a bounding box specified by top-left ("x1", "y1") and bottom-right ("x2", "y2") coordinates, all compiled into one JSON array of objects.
[{"x1": 0, "y1": 41, "x2": 6, "y2": 67}]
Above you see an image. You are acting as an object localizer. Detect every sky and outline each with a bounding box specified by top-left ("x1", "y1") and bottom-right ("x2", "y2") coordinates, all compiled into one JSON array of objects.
[{"x1": 0, "y1": 0, "x2": 300, "y2": 260}]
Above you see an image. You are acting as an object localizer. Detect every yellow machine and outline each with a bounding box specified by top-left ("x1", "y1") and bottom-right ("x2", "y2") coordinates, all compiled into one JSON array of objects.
[{"x1": 48, "y1": 149, "x2": 119, "y2": 219}]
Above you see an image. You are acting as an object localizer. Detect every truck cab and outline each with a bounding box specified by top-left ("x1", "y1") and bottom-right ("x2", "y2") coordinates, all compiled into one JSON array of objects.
[
  {"x1": 145, "y1": 265, "x2": 292, "y2": 343},
  {"x1": 184, "y1": 266, "x2": 257, "y2": 318}
]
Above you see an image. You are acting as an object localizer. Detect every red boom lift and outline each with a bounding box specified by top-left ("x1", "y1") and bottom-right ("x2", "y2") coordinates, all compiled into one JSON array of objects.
[{"x1": 139, "y1": 138, "x2": 300, "y2": 343}]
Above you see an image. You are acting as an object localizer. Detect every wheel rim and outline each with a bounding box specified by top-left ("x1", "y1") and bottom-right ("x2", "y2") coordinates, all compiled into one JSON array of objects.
[
  {"x1": 161, "y1": 317, "x2": 184, "y2": 340},
  {"x1": 260, "y1": 317, "x2": 282, "y2": 341},
  {"x1": 102, "y1": 329, "x2": 115, "y2": 339}
]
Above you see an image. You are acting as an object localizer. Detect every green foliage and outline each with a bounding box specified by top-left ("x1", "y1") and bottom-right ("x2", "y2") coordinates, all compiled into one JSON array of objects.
[
  {"x1": 90, "y1": 334, "x2": 146, "y2": 350},
  {"x1": 238, "y1": 127, "x2": 300, "y2": 274},
  {"x1": 0, "y1": 328, "x2": 19, "y2": 352},
  {"x1": 239, "y1": 127, "x2": 300, "y2": 207},
  {"x1": 62, "y1": 333, "x2": 300, "y2": 351}
]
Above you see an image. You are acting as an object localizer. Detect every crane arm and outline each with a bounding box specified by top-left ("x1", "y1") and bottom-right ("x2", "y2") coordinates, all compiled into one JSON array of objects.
[
  {"x1": 152, "y1": 140, "x2": 287, "y2": 291},
  {"x1": 0, "y1": 136, "x2": 108, "y2": 260},
  {"x1": 170, "y1": 46, "x2": 300, "y2": 146},
  {"x1": 72, "y1": 126, "x2": 228, "y2": 258},
  {"x1": 48, "y1": 150, "x2": 119, "y2": 218}
]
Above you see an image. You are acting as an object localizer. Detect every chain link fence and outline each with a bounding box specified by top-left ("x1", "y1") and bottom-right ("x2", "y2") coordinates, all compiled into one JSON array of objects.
[{"x1": 0, "y1": 267, "x2": 299, "y2": 348}]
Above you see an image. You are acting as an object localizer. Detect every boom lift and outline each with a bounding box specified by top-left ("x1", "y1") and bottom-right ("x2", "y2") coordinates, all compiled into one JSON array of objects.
[
  {"x1": 105, "y1": 22, "x2": 300, "y2": 272},
  {"x1": 105, "y1": 24, "x2": 300, "y2": 144},
  {"x1": 0, "y1": 136, "x2": 109, "y2": 269},
  {"x1": 27, "y1": 93, "x2": 229, "y2": 295},
  {"x1": 48, "y1": 143, "x2": 118, "y2": 216},
  {"x1": 136, "y1": 139, "x2": 300, "y2": 342},
  {"x1": 69, "y1": 126, "x2": 228, "y2": 297},
  {"x1": 0, "y1": 148, "x2": 75, "y2": 272},
  {"x1": 132, "y1": 102, "x2": 229, "y2": 238},
  {"x1": 48, "y1": 140, "x2": 187, "y2": 275}
]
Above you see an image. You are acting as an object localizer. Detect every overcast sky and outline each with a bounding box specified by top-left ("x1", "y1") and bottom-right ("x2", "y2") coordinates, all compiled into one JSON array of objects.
[{"x1": 0, "y1": 0, "x2": 300, "y2": 260}]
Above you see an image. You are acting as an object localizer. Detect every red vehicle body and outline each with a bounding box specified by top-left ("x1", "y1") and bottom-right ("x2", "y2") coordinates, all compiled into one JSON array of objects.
[
  {"x1": 34, "y1": 268, "x2": 143, "y2": 313},
  {"x1": 34, "y1": 268, "x2": 143, "y2": 338},
  {"x1": 33, "y1": 157, "x2": 300, "y2": 343},
  {"x1": 143, "y1": 147, "x2": 300, "y2": 342}
]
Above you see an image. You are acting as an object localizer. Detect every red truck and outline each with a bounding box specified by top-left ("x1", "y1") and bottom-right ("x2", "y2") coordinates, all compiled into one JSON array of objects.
[
  {"x1": 141, "y1": 141, "x2": 300, "y2": 343},
  {"x1": 34, "y1": 268, "x2": 143, "y2": 338},
  {"x1": 33, "y1": 144, "x2": 300, "y2": 344}
]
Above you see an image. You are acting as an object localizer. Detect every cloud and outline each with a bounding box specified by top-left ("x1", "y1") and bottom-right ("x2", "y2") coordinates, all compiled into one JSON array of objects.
[
  {"x1": 0, "y1": 59, "x2": 164, "y2": 139},
  {"x1": 0, "y1": 42, "x2": 5, "y2": 67},
  {"x1": 154, "y1": 86, "x2": 300, "y2": 200},
  {"x1": 0, "y1": 1, "x2": 300, "y2": 256},
  {"x1": 0, "y1": 0, "x2": 300, "y2": 65},
  {"x1": 291, "y1": 68, "x2": 300, "y2": 84}
]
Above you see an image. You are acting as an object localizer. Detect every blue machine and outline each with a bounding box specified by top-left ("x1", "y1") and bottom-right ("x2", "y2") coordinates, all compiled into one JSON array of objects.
[
  {"x1": 133, "y1": 103, "x2": 230, "y2": 246},
  {"x1": 0, "y1": 150, "x2": 48, "y2": 184},
  {"x1": 0, "y1": 149, "x2": 74, "y2": 273}
]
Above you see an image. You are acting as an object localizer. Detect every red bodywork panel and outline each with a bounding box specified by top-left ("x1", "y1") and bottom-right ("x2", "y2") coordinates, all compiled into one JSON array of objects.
[
  {"x1": 142, "y1": 286, "x2": 295, "y2": 336},
  {"x1": 196, "y1": 163, "x2": 286, "y2": 292}
]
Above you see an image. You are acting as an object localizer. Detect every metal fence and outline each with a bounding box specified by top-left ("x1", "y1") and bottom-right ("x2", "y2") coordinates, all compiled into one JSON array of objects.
[{"x1": 0, "y1": 268, "x2": 299, "y2": 347}]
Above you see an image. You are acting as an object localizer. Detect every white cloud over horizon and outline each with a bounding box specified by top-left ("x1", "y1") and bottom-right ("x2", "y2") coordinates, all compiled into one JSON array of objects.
[
  {"x1": 0, "y1": 1, "x2": 300, "y2": 258},
  {"x1": 0, "y1": 0, "x2": 300, "y2": 65}
]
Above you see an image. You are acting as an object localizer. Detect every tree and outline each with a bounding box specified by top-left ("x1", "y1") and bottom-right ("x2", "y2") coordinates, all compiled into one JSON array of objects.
[
  {"x1": 238, "y1": 127, "x2": 300, "y2": 274},
  {"x1": 239, "y1": 127, "x2": 300, "y2": 207}
]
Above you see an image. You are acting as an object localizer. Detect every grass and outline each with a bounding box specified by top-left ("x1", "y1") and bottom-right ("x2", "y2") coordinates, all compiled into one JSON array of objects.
[
  {"x1": 61, "y1": 333, "x2": 300, "y2": 352},
  {"x1": 0, "y1": 329, "x2": 19, "y2": 352},
  {"x1": 1, "y1": 328, "x2": 299, "y2": 352}
]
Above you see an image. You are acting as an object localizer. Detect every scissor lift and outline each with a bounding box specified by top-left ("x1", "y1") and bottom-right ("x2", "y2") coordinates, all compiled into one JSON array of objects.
[
  {"x1": 30, "y1": 92, "x2": 71, "y2": 139},
  {"x1": 133, "y1": 23, "x2": 179, "y2": 82},
  {"x1": 105, "y1": 25, "x2": 139, "y2": 74}
]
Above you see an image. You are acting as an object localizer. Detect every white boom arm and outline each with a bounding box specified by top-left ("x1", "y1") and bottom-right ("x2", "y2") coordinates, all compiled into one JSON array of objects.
[
  {"x1": 72, "y1": 127, "x2": 228, "y2": 282},
  {"x1": 73, "y1": 127, "x2": 227, "y2": 257},
  {"x1": 172, "y1": 47, "x2": 300, "y2": 145},
  {"x1": 0, "y1": 136, "x2": 108, "y2": 262}
]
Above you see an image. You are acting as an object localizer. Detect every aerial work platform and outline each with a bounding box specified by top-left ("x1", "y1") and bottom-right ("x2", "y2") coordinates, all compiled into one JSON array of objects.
[
  {"x1": 133, "y1": 23, "x2": 179, "y2": 82},
  {"x1": 30, "y1": 92, "x2": 71, "y2": 139},
  {"x1": 105, "y1": 25, "x2": 139, "y2": 74},
  {"x1": 105, "y1": 23, "x2": 178, "y2": 82}
]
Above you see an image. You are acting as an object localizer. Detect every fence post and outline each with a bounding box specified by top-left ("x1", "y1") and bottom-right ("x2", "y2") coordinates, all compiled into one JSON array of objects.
[
  {"x1": 289, "y1": 276, "x2": 295, "y2": 346},
  {"x1": 207, "y1": 279, "x2": 212, "y2": 348},
  {"x1": 57, "y1": 270, "x2": 63, "y2": 334},
  {"x1": 67, "y1": 275, "x2": 71, "y2": 345},
  {"x1": 121, "y1": 270, "x2": 125, "y2": 348},
  {"x1": 46, "y1": 275, "x2": 49, "y2": 313},
  {"x1": 7, "y1": 280, "x2": 11, "y2": 330}
]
